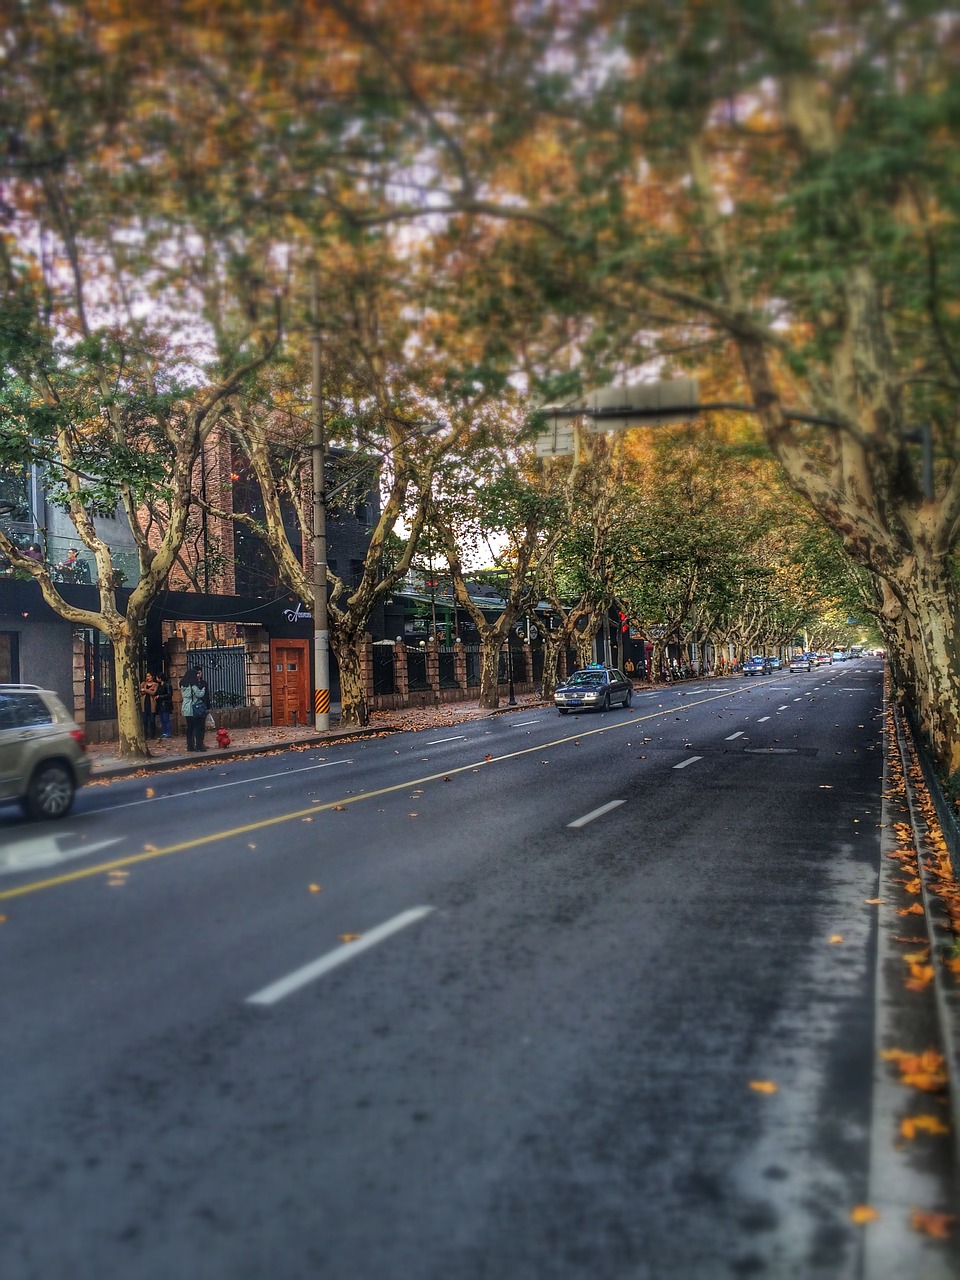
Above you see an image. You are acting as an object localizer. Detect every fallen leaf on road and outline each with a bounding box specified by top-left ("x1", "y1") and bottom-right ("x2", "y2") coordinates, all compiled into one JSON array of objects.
[
  {"x1": 145, "y1": 787, "x2": 155, "y2": 798},
  {"x1": 905, "y1": 964, "x2": 934, "y2": 992},
  {"x1": 340, "y1": 933, "x2": 361, "y2": 943},
  {"x1": 901, "y1": 1115, "x2": 950, "y2": 1140},
  {"x1": 309, "y1": 884, "x2": 322, "y2": 893},
  {"x1": 910, "y1": 1210, "x2": 955, "y2": 1239},
  {"x1": 901, "y1": 949, "x2": 930, "y2": 964},
  {"x1": 899, "y1": 903, "x2": 925, "y2": 916},
  {"x1": 850, "y1": 1206, "x2": 879, "y2": 1225},
  {"x1": 0, "y1": 915, "x2": 6, "y2": 923},
  {"x1": 332, "y1": 804, "x2": 345, "y2": 811},
  {"x1": 864, "y1": 898, "x2": 885, "y2": 905},
  {"x1": 302, "y1": 817, "x2": 313, "y2": 823},
  {"x1": 829, "y1": 934, "x2": 844, "y2": 944},
  {"x1": 749, "y1": 1081, "x2": 778, "y2": 1094},
  {"x1": 903, "y1": 877, "x2": 922, "y2": 895},
  {"x1": 484, "y1": 754, "x2": 493, "y2": 761},
  {"x1": 143, "y1": 844, "x2": 157, "y2": 851},
  {"x1": 409, "y1": 812, "x2": 419, "y2": 817}
]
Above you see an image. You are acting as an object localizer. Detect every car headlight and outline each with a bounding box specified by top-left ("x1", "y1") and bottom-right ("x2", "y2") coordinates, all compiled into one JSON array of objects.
[{"x1": 584, "y1": 691, "x2": 599, "y2": 700}]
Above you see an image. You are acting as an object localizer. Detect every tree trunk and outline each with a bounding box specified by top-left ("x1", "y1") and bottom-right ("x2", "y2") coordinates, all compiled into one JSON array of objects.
[
  {"x1": 574, "y1": 631, "x2": 595, "y2": 670},
  {"x1": 336, "y1": 633, "x2": 369, "y2": 728},
  {"x1": 478, "y1": 636, "x2": 501, "y2": 709},
  {"x1": 113, "y1": 627, "x2": 148, "y2": 759},
  {"x1": 539, "y1": 634, "x2": 563, "y2": 699}
]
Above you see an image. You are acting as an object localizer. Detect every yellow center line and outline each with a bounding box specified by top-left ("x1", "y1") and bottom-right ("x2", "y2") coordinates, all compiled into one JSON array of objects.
[{"x1": 1, "y1": 686, "x2": 745, "y2": 902}]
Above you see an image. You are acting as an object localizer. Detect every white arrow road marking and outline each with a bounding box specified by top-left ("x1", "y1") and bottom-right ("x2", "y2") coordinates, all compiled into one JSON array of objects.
[
  {"x1": 0, "y1": 833, "x2": 123, "y2": 875},
  {"x1": 246, "y1": 907, "x2": 435, "y2": 1006},
  {"x1": 567, "y1": 799, "x2": 626, "y2": 829}
]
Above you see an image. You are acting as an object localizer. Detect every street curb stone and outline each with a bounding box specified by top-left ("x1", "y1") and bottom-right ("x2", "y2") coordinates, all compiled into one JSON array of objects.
[{"x1": 90, "y1": 724, "x2": 399, "y2": 782}]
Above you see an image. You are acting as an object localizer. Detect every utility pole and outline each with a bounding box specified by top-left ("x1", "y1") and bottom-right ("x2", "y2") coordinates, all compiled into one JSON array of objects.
[{"x1": 311, "y1": 271, "x2": 330, "y2": 731}]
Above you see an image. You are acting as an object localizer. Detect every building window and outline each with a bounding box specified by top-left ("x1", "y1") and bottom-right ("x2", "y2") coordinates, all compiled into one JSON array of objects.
[{"x1": 0, "y1": 631, "x2": 20, "y2": 683}]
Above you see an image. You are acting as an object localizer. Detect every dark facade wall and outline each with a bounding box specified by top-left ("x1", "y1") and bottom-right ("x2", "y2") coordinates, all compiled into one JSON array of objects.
[{"x1": 0, "y1": 608, "x2": 73, "y2": 708}]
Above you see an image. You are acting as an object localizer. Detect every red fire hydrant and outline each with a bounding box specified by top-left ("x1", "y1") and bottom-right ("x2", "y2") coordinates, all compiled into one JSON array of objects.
[{"x1": 216, "y1": 727, "x2": 231, "y2": 748}]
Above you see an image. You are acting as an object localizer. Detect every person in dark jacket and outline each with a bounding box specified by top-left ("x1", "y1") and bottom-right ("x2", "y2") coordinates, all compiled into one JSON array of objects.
[
  {"x1": 179, "y1": 666, "x2": 211, "y2": 752},
  {"x1": 155, "y1": 672, "x2": 173, "y2": 739}
]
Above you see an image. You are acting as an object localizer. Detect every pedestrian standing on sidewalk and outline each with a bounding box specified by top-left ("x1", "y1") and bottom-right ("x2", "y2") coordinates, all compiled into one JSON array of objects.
[
  {"x1": 139, "y1": 671, "x2": 161, "y2": 740},
  {"x1": 155, "y1": 671, "x2": 173, "y2": 739},
  {"x1": 179, "y1": 666, "x2": 211, "y2": 752}
]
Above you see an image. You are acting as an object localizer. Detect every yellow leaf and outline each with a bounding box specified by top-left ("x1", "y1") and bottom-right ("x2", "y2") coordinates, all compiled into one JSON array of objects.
[
  {"x1": 340, "y1": 933, "x2": 361, "y2": 943},
  {"x1": 910, "y1": 1209, "x2": 955, "y2": 1239},
  {"x1": 308, "y1": 884, "x2": 322, "y2": 893},
  {"x1": 145, "y1": 787, "x2": 155, "y2": 798},
  {"x1": 864, "y1": 898, "x2": 885, "y2": 905},
  {"x1": 829, "y1": 934, "x2": 844, "y2": 944},
  {"x1": 749, "y1": 1080, "x2": 778, "y2": 1094},
  {"x1": 850, "y1": 1205, "x2": 879, "y2": 1225},
  {"x1": 899, "y1": 903, "x2": 925, "y2": 916},
  {"x1": 901, "y1": 1115, "x2": 950, "y2": 1140}
]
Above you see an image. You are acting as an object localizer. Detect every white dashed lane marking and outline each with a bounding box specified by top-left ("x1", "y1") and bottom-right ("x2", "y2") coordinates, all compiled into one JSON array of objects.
[
  {"x1": 673, "y1": 756, "x2": 703, "y2": 770},
  {"x1": 246, "y1": 907, "x2": 435, "y2": 1006},
  {"x1": 567, "y1": 799, "x2": 627, "y2": 829}
]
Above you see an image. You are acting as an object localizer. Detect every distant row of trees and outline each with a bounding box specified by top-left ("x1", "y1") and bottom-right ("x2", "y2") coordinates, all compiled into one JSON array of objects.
[{"x1": 1, "y1": 3, "x2": 955, "y2": 776}]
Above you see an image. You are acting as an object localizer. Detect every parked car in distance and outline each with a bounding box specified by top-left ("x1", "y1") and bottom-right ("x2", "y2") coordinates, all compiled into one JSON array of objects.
[
  {"x1": 0, "y1": 684, "x2": 90, "y2": 819},
  {"x1": 742, "y1": 656, "x2": 771, "y2": 677},
  {"x1": 831, "y1": 650, "x2": 848, "y2": 663},
  {"x1": 789, "y1": 654, "x2": 813, "y2": 672},
  {"x1": 555, "y1": 666, "x2": 633, "y2": 713}
]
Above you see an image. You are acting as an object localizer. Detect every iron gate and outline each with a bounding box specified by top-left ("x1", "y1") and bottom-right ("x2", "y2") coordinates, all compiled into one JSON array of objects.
[{"x1": 185, "y1": 644, "x2": 250, "y2": 708}]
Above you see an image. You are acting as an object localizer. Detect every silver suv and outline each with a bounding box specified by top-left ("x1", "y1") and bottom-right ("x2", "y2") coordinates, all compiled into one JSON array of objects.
[{"x1": 0, "y1": 684, "x2": 91, "y2": 819}]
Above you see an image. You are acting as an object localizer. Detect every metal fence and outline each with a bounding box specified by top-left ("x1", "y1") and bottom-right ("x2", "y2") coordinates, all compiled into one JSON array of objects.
[
  {"x1": 438, "y1": 647, "x2": 459, "y2": 688},
  {"x1": 406, "y1": 648, "x2": 429, "y2": 691},
  {"x1": 185, "y1": 644, "x2": 250, "y2": 708},
  {"x1": 464, "y1": 644, "x2": 481, "y2": 687},
  {"x1": 372, "y1": 645, "x2": 395, "y2": 695},
  {"x1": 84, "y1": 628, "x2": 117, "y2": 721}
]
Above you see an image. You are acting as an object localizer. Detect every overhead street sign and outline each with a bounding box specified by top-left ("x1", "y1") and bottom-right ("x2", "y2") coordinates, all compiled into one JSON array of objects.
[
  {"x1": 535, "y1": 421, "x2": 575, "y2": 457},
  {"x1": 534, "y1": 378, "x2": 700, "y2": 454}
]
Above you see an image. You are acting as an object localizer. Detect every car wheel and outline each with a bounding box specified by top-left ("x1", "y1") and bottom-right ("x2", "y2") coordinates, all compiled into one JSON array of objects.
[
  {"x1": 600, "y1": 692, "x2": 610, "y2": 711},
  {"x1": 623, "y1": 689, "x2": 632, "y2": 708},
  {"x1": 24, "y1": 760, "x2": 75, "y2": 820}
]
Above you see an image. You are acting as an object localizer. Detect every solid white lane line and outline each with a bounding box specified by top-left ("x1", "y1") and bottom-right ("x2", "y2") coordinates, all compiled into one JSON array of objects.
[
  {"x1": 246, "y1": 907, "x2": 435, "y2": 1006},
  {"x1": 84, "y1": 760, "x2": 353, "y2": 815},
  {"x1": 567, "y1": 799, "x2": 626, "y2": 829},
  {"x1": 511, "y1": 719, "x2": 542, "y2": 727},
  {"x1": 425, "y1": 735, "x2": 468, "y2": 744},
  {"x1": 757, "y1": 716, "x2": 770, "y2": 722},
  {"x1": 674, "y1": 756, "x2": 703, "y2": 769},
  {"x1": 725, "y1": 731, "x2": 745, "y2": 740}
]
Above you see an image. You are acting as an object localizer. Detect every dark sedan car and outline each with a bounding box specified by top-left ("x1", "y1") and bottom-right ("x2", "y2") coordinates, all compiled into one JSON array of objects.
[
  {"x1": 742, "y1": 656, "x2": 772, "y2": 676},
  {"x1": 555, "y1": 666, "x2": 633, "y2": 713}
]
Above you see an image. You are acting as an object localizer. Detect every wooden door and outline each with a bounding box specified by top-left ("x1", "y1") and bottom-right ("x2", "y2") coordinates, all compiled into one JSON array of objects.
[{"x1": 270, "y1": 639, "x2": 309, "y2": 727}]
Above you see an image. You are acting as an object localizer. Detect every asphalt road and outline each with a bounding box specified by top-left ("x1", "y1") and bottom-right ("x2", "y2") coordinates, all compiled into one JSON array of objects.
[{"x1": 0, "y1": 660, "x2": 916, "y2": 1277}]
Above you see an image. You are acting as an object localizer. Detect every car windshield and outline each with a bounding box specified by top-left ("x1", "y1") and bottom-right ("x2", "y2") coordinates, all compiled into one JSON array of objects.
[{"x1": 565, "y1": 671, "x2": 605, "y2": 687}]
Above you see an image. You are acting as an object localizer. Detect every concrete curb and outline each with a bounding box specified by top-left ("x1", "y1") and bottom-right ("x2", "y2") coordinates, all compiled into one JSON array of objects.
[
  {"x1": 90, "y1": 724, "x2": 399, "y2": 782},
  {"x1": 893, "y1": 704, "x2": 960, "y2": 1174}
]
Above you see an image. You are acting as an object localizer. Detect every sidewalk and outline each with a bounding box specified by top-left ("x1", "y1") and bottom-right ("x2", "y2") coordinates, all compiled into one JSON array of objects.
[{"x1": 86, "y1": 692, "x2": 556, "y2": 781}]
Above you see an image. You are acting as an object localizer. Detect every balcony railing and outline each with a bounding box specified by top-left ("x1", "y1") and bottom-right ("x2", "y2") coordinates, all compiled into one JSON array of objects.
[{"x1": 0, "y1": 525, "x2": 141, "y2": 588}]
